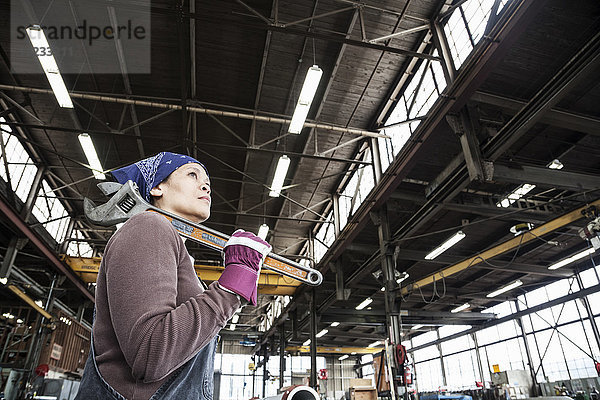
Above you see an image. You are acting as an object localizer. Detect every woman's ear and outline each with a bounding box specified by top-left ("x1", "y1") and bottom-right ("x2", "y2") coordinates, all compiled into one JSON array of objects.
[{"x1": 149, "y1": 185, "x2": 163, "y2": 199}]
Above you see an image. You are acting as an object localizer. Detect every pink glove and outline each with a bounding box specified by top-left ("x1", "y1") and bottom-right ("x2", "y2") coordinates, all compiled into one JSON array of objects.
[{"x1": 218, "y1": 229, "x2": 272, "y2": 306}]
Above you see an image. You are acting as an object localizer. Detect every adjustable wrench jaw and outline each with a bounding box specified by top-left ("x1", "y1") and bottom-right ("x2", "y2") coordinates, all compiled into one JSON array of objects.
[{"x1": 83, "y1": 181, "x2": 151, "y2": 227}]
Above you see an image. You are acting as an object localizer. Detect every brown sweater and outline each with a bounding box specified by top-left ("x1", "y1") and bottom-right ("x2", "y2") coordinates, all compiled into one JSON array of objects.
[{"x1": 93, "y1": 212, "x2": 240, "y2": 400}]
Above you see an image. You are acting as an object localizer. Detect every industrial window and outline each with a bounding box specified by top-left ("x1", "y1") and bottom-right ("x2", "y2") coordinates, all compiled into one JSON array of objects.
[
  {"x1": 443, "y1": 0, "x2": 498, "y2": 69},
  {"x1": 414, "y1": 358, "x2": 445, "y2": 391},
  {"x1": 0, "y1": 117, "x2": 39, "y2": 203},
  {"x1": 67, "y1": 230, "x2": 93, "y2": 257},
  {"x1": 443, "y1": 350, "x2": 480, "y2": 390},
  {"x1": 31, "y1": 180, "x2": 71, "y2": 243},
  {"x1": 313, "y1": 211, "x2": 333, "y2": 264}
]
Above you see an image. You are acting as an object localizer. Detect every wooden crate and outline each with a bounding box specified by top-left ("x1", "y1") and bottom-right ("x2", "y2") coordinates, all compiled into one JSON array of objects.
[
  {"x1": 349, "y1": 378, "x2": 373, "y2": 388},
  {"x1": 350, "y1": 388, "x2": 377, "y2": 400}
]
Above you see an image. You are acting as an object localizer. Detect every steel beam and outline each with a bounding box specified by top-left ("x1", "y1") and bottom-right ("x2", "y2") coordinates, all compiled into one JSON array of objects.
[
  {"x1": 409, "y1": 281, "x2": 600, "y2": 353},
  {"x1": 472, "y1": 91, "x2": 600, "y2": 137},
  {"x1": 0, "y1": 196, "x2": 93, "y2": 302},
  {"x1": 489, "y1": 163, "x2": 600, "y2": 192},
  {"x1": 401, "y1": 198, "x2": 600, "y2": 295}
]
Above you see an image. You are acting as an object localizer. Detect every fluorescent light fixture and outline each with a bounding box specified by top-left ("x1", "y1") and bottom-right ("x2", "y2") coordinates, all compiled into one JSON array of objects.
[
  {"x1": 425, "y1": 231, "x2": 466, "y2": 260},
  {"x1": 303, "y1": 339, "x2": 311, "y2": 346},
  {"x1": 0, "y1": 277, "x2": 7, "y2": 285},
  {"x1": 396, "y1": 272, "x2": 409, "y2": 284},
  {"x1": 339, "y1": 354, "x2": 349, "y2": 361},
  {"x1": 257, "y1": 224, "x2": 269, "y2": 240},
  {"x1": 26, "y1": 26, "x2": 73, "y2": 108},
  {"x1": 35, "y1": 300, "x2": 43, "y2": 307},
  {"x1": 367, "y1": 340, "x2": 382, "y2": 348},
  {"x1": 330, "y1": 322, "x2": 340, "y2": 327},
  {"x1": 451, "y1": 303, "x2": 470, "y2": 313},
  {"x1": 269, "y1": 155, "x2": 291, "y2": 197},
  {"x1": 115, "y1": 223, "x2": 125, "y2": 231},
  {"x1": 355, "y1": 297, "x2": 372, "y2": 310},
  {"x1": 380, "y1": 287, "x2": 385, "y2": 291},
  {"x1": 78, "y1": 133, "x2": 106, "y2": 180},
  {"x1": 548, "y1": 159, "x2": 564, "y2": 170},
  {"x1": 411, "y1": 324, "x2": 423, "y2": 330},
  {"x1": 231, "y1": 314, "x2": 240, "y2": 324},
  {"x1": 548, "y1": 248, "x2": 595, "y2": 270},
  {"x1": 229, "y1": 324, "x2": 236, "y2": 331},
  {"x1": 17, "y1": 319, "x2": 23, "y2": 324},
  {"x1": 487, "y1": 280, "x2": 523, "y2": 298},
  {"x1": 288, "y1": 65, "x2": 323, "y2": 134},
  {"x1": 351, "y1": 352, "x2": 357, "y2": 355},
  {"x1": 316, "y1": 329, "x2": 328, "y2": 338},
  {"x1": 497, "y1": 183, "x2": 536, "y2": 208}
]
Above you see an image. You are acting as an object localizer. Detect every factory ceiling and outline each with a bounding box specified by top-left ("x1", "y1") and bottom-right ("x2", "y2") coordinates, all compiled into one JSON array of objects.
[{"x1": 0, "y1": 0, "x2": 599, "y2": 354}]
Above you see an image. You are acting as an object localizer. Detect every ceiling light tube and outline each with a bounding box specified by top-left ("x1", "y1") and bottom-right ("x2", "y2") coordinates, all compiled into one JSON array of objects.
[
  {"x1": 339, "y1": 354, "x2": 349, "y2": 361},
  {"x1": 367, "y1": 340, "x2": 382, "y2": 348},
  {"x1": 330, "y1": 322, "x2": 340, "y2": 327},
  {"x1": 78, "y1": 133, "x2": 106, "y2": 180},
  {"x1": 231, "y1": 314, "x2": 240, "y2": 324},
  {"x1": 25, "y1": 26, "x2": 73, "y2": 108},
  {"x1": 425, "y1": 231, "x2": 466, "y2": 260},
  {"x1": 451, "y1": 303, "x2": 470, "y2": 313},
  {"x1": 316, "y1": 329, "x2": 328, "y2": 338},
  {"x1": 257, "y1": 224, "x2": 269, "y2": 240},
  {"x1": 269, "y1": 155, "x2": 290, "y2": 197},
  {"x1": 411, "y1": 324, "x2": 423, "y2": 330},
  {"x1": 288, "y1": 65, "x2": 323, "y2": 134},
  {"x1": 486, "y1": 280, "x2": 523, "y2": 298},
  {"x1": 355, "y1": 297, "x2": 372, "y2": 310},
  {"x1": 303, "y1": 339, "x2": 311, "y2": 346},
  {"x1": 548, "y1": 248, "x2": 595, "y2": 270},
  {"x1": 229, "y1": 324, "x2": 236, "y2": 331}
]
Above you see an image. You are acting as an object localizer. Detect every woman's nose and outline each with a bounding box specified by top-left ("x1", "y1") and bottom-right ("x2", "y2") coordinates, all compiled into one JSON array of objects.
[{"x1": 201, "y1": 183, "x2": 211, "y2": 194}]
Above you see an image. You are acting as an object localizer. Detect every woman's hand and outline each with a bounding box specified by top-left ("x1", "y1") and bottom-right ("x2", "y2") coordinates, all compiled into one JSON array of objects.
[{"x1": 218, "y1": 230, "x2": 272, "y2": 306}]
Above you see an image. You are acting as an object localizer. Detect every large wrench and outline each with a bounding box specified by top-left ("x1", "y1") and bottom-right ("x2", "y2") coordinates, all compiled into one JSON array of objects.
[{"x1": 83, "y1": 181, "x2": 323, "y2": 286}]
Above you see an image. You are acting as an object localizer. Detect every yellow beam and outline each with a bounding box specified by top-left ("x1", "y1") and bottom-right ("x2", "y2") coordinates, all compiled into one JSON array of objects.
[
  {"x1": 63, "y1": 256, "x2": 301, "y2": 295},
  {"x1": 402, "y1": 198, "x2": 600, "y2": 295},
  {"x1": 6, "y1": 284, "x2": 53, "y2": 319},
  {"x1": 286, "y1": 345, "x2": 383, "y2": 354}
]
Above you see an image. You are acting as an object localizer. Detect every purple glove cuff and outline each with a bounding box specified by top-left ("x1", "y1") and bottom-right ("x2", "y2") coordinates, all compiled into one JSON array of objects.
[{"x1": 218, "y1": 263, "x2": 260, "y2": 305}]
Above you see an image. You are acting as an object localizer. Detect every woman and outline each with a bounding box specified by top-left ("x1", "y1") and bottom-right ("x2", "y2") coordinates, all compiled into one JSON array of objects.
[{"x1": 76, "y1": 152, "x2": 271, "y2": 399}]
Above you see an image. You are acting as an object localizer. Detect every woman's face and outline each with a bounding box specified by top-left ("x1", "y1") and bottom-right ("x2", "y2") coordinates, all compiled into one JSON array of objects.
[{"x1": 150, "y1": 163, "x2": 211, "y2": 222}]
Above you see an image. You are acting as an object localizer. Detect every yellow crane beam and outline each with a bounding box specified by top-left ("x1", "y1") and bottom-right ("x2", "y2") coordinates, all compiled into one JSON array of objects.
[
  {"x1": 62, "y1": 256, "x2": 302, "y2": 296},
  {"x1": 285, "y1": 345, "x2": 383, "y2": 355},
  {"x1": 401, "y1": 198, "x2": 600, "y2": 295}
]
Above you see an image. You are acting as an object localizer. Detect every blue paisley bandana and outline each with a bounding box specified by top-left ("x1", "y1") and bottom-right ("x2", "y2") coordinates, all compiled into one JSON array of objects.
[{"x1": 111, "y1": 152, "x2": 208, "y2": 202}]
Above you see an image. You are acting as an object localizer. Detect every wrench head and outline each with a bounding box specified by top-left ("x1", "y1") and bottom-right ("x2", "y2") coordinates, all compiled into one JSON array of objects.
[{"x1": 84, "y1": 180, "x2": 150, "y2": 226}]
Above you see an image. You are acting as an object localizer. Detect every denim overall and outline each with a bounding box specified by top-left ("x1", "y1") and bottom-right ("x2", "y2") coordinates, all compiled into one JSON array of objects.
[{"x1": 75, "y1": 332, "x2": 218, "y2": 400}]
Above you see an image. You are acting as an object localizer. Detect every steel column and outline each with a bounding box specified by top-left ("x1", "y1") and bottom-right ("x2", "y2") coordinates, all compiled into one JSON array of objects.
[
  {"x1": 514, "y1": 301, "x2": 539, "y2": 395},
  {"x1": 279, "y1": 322, "x2": 285, "y2": 389},
  {"x1": 471, "y1": 333, "x2": 486, "y2": 389},
  {"x1": 310, "y1": 287, "x2": 317, "y2": 388},
  {"x1": 575, "y1": 273, "x2": 600, "y2": 354}
]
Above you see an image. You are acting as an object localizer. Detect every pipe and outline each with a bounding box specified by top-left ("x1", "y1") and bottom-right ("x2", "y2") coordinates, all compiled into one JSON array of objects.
[
  {"x1": 0, "y1": 84, "x2": 388, "y2": 139},
  {"x1": 262, "y1": 385, "x2": 319, "y2": 400}
]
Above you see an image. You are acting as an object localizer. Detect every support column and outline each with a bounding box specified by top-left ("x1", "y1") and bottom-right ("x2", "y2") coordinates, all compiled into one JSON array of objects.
[
  {"x1": 310, "y1": 287, "x2": 317, "y2": 388},
  {"x1": 376, "y1": 205, "x2": 402, "y2": 344},
  {"x1": 21, "y1": 166, "x2": 45, "y2": 222},
  {"x1": 279, "y1": 322, "x2": 285, "y2": 389},
  {"x1": 471, "y1": 333, "x2": 486, "y2": 389},
  {"x1": 430, "y1": 21, "x2": 456, "y2": 85},
  {"x1": 375, "y1": 204, "x2": 402, "y2": 396},
  {"x1": 575, "y1": 273, "x2": 600, "y2": 353},
  {"x1": 332, "y1": 193, "x2": 341, "y2": 237},
  {"x1": 262, "y1": 346, "x2": 268, "y2": 398},
  {"x1": 436, "y1": 330, "x2": 448, "y2": 387},
  {"x1": 514, "y1": 301, "x2": 539, "y2": 396},
  {"x1": 446, "y1": 109, "x2": 485, "y2": 182}
]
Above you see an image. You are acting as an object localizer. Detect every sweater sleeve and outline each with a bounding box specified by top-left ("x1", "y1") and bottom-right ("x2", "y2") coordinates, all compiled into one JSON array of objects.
[{"x1": 103, "y1": 212, "x2": 240, "y2": 382}]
